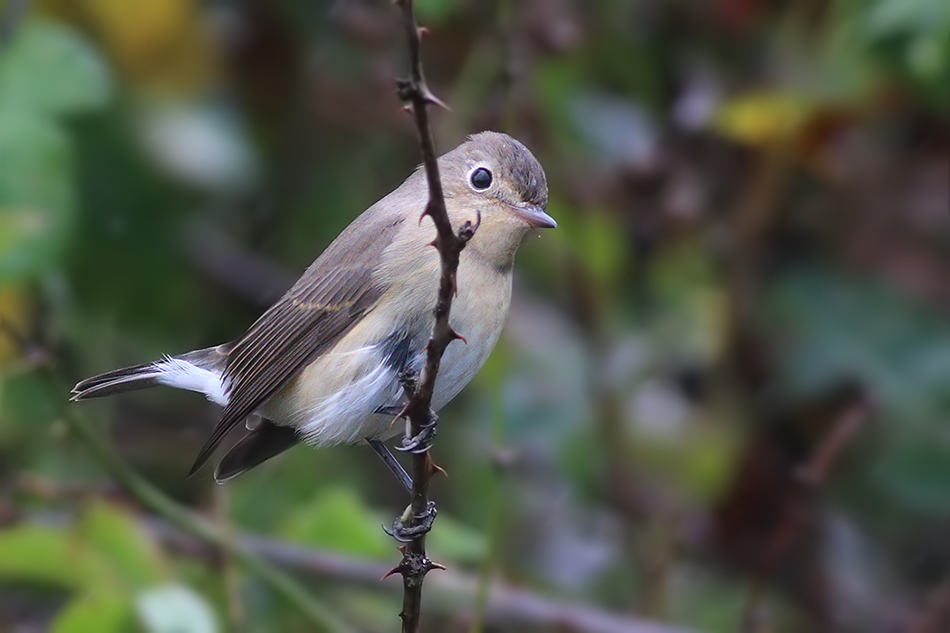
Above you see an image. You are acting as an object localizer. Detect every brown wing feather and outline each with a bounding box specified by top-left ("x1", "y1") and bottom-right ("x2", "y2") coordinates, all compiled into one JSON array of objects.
[{"x1": 189, "y1": 207, "x2": 408, "y2": 474}]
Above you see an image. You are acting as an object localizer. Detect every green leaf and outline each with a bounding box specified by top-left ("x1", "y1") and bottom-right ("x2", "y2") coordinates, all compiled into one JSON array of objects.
[
  {"x1": 0, "y1": 525, "x2": 113, "y2": 589},
  {"x1": 0, "y1": 19, "x2": 112, "y2": 116},
  {"x1": 80, "y1": 501, "x2": 168, "y2": 589},
  {"x1": 52, "y1": 590, "x2": 133, "y2": 633},
  {"x1": 277, "y1": 487, "x2": 390, "y2": 559},
  {"x1": 136, "y1": 584, "x2": 219, "y2": 633},
  {"x1": 0, "y1": 112, "x2": 74, "y2": 281}
]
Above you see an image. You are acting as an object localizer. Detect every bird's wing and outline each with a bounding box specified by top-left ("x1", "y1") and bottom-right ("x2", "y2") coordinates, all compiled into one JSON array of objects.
[{"x1": 189, "y1": 208, "x2": 407, "y2": 473}]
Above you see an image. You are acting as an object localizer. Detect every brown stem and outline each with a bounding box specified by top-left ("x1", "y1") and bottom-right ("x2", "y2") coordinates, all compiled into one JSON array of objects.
[{"x1": 390, "y1": 1, "x2": 476, "y2": 631}]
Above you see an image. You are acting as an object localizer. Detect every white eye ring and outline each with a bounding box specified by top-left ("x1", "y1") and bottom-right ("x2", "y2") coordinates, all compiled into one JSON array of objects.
[{"x1": 468, "y1": 166, "x2": 493, "y2": 191}]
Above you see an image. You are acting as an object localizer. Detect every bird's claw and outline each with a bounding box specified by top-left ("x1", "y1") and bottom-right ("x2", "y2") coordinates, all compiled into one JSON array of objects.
[
  {"x1": 397, "y1": 410, "x2": 438, "y2": 453},
  {"x1": 384, "y1": 501, "x2": 437, "y2": 543}
]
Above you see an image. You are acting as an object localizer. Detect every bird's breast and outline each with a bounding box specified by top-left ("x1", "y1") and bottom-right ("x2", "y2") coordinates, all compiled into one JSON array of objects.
[{"x1": 429, "y1": 251, "x2": 512, "y2": 410}]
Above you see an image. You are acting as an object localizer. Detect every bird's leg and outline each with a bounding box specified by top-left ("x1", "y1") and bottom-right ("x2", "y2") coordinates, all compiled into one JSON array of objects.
[
  {"x1": 367, "y1": 439, "x2": 438, "y2": 541},
  {"x1": 372, "y1": 368, "x2": 439, "y2": 541},
  {"x1": 368, "y1": 438, "x2": 412, "y2": 492},
  {"x1": 391, "y1": 366, "x2": 438, "y2": 454}
]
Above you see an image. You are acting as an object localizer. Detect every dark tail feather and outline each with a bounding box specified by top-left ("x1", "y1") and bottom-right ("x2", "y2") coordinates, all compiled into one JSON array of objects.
[
  {"x1": 71, "y1": 345, "x2": 231, "y2": 402},
  {"x1": 71, "y1": 363, "x2": 162, "y2": 401},
  {"x1": 213, "y1": 420, "x2": 300, "y2": 483}
]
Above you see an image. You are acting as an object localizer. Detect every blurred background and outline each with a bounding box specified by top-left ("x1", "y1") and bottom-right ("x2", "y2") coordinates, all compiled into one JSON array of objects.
[{"x1": 0, "y1": 0, "x2": 948, "y2": 631}]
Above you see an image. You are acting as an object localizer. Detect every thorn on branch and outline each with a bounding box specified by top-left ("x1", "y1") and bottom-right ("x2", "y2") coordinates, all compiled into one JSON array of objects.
[
  {"x1": 429, "y1": 458, "x2": 447, "y2": 478},
  {"x1": 395, "y1": 77, "x2": 448, "y2": 111},
  {"x1": 418, "y1": 210, "x2": 428, "y2": 225},
  {"x1": 425, "y1": 91, "x2": 450, "y2": 111}
]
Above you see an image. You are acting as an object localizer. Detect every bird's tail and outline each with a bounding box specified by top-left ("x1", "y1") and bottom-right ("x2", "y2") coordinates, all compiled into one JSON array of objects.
[
  {"x1": 71, "y1": 362, "x2": 162, "y2": 400},
  {"x1": 71, "y1": 345, "x2": 230, "y2": 404}
]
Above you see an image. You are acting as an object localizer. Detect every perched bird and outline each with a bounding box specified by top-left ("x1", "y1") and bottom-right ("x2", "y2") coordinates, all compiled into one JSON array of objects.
[{"x1": 72, "y1": 131, "x2": 554, "y2": 484}]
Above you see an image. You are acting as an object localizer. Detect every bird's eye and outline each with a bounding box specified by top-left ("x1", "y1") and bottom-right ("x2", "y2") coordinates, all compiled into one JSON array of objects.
[{"x1": 470, "y1": 167, "x2": 493, "y2": 190}]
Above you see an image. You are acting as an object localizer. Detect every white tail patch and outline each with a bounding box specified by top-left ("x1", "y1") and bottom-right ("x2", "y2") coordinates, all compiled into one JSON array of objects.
[{"x1": 153, "y1": 356, "x2": 228, "y2": 406}]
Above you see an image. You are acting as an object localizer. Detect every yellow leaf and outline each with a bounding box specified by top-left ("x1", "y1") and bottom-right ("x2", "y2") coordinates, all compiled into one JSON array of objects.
[
  {"x1": 713, "y1": 91, "x2": 813, "y2": 147},
  {"x1": 46, "y1": 0, "x2": 214, "y2": 91}
]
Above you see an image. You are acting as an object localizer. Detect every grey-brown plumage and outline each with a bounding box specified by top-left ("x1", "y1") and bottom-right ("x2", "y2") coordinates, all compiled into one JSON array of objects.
[{"x1": 72, "y1": 131, "x2": 553, "y2": 480}]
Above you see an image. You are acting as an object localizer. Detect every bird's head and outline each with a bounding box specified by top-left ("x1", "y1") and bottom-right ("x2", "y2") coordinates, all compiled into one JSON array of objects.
[{"x1": 438, "y1": 131, "x2": 554, "y2": 271}]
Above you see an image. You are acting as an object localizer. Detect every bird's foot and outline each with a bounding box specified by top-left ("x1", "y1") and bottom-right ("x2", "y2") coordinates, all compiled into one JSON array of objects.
[
  {"x1": 397, "y1": 409, "x2": 438, "y2": 453},
  {"x1": 384, "y1": 501, "x2": 437, "y2": 543}
]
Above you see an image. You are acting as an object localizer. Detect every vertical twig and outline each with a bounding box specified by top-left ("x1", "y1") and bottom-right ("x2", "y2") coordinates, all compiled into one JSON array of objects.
[{"x1": 389, "y1": 2, "x2": 478, "y2": 631}]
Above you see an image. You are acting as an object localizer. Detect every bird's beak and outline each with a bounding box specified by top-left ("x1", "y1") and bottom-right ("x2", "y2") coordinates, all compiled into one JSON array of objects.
[{"x1": 511, "y1": 203, "x2": 557, "y2": 229}]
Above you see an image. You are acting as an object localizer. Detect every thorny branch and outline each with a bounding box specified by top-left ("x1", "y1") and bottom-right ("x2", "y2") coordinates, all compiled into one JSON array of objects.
[{"x1": 388, "y1": 1, "x2": 476, "y2": 631}]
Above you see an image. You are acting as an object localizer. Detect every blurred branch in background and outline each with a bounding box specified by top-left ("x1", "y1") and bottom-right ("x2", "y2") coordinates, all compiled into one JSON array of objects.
[
  {"x1": 184, "y1": 221, "x2": 295, "y2": 308},
  {"x1": 149, "y1": 516, "x2": 696, "y2": 633},
  {"x1": 10, "y1": 470, "x2": 693, "y2": 633},
  {"x1": 741, "y1": 393, "x2": 873, "y2": 630}
]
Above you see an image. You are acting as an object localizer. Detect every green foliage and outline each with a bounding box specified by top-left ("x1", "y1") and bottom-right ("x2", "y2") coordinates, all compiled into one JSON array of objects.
[
  {"x1": 0, "y1": 112, "x2": 74, "y2": 282},
  {"x1": 52, "y1": 591, "x2": 133, "y2": 633},
  {"x1": 0, "y1": 524, "x2": 113, "y2": 589},
  {"x1": 79, "y1": 501, "x2": 168, "y2": 588},
  {"x1": 0, "y1": 18, "x2": 111, "y2": 282},
  {"x1": 860, "y1": 0, "x2": 950, "y2": 106},
  {"x1": 278, "y1": 487, "x2": 391, "y2": 559},
  {"x1": 0, "y1": 502, "x2": 215, "y2": 633},
  {"x1": 0, "y1": 20, "x2": 112, "y2": 117}
]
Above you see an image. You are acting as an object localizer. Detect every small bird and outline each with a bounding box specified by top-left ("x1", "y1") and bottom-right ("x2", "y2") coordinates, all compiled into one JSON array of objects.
[{"x1": 72, "y1": 131, "x2": 554, "y2": 484}]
